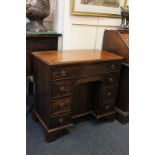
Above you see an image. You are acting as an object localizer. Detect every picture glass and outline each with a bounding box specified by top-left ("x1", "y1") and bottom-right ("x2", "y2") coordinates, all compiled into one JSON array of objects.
[
  {"x1": 72, "y1": 0, "x2": 127, "y2": 17},
  {"x1": 80, "y1": 0, "x2": 120, "y2": 8}
]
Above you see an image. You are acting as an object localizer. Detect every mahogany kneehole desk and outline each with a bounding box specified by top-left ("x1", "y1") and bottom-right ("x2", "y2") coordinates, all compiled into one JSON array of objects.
[{"x1": 32, "y1": 50, "x2": 123, "y2": 142}]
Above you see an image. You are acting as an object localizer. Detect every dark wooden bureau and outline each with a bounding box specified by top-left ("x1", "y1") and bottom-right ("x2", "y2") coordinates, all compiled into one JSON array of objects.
[
  {"x1": 102, "y1": 30, "x2": 129, "y2": 123},
  {"x1": 32, "y1": 50, "x2": 123, "y2": 142}
]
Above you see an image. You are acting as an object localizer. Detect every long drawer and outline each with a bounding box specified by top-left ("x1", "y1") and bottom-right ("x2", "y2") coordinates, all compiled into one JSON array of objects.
[{"x1": 51, "y1": 62, "x2": 121, "y2": 80}]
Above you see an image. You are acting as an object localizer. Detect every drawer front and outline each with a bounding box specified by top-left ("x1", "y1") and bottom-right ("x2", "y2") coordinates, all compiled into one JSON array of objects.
[
  {"x1": 51, "y1": 81, "x2": 72, "y2": 98},
  {"x1": 103, "y1": 86, "x2": 117, "y2": 101},
  {"x1": 103, "y1": 73, "x2": 120, "y2": 86},
  {"x1": 52, "y1": 66, "x2": 79, "y2": 80},
  {"x1": 51, "y1": 112, "x2": 72, "y2": 128},
  {"x1": 51, "y1": 62, "x2": 121, "y2": 80},
  {"x1": 99, "y1": 102, "x2": 115, "y2": 114},
  {"x1": 104, "y1": 62, "x2": 121, "y2": 73},
  {"x1": 51, "y1": 97, "x2": 71, "y2": 115}
]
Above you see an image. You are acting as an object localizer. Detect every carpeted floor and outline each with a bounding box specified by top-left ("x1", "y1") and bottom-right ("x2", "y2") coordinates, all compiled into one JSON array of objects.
[{"x1": 26, "y1": 113, "x2": 129, "y2": 155}]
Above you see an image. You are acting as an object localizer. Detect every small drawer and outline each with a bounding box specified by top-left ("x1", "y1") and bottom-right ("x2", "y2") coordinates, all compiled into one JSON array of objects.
[
  {"x1": 50, "y1": 112, "x2": 72, "y2": 128},
  {"x1": 51, "y1": 81, "x2": 72, "y2": 98},
  {"x1": 99, "y1": 102, "x2": 115, "y2": 114},
  {"x1": 104, "y1": 62, "x2": 121, "y2": 73},
  {"x1": 103, "y1": 73, "x2": 120, "y2": 86},
  {"x1": 51, "y1": 66, "x2": 79, "y2": 80},
  {"x1": 51, "y1": 97, "x2": 71, "y2": 115},
  {"x1": 103, "y1": 86, "x2": 117, "y2": 101}
]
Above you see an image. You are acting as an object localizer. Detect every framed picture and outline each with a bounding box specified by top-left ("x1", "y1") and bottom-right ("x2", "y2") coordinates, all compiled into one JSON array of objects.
[{"x1": 72, "y1": 0, "x2": 128, "y2": 18}]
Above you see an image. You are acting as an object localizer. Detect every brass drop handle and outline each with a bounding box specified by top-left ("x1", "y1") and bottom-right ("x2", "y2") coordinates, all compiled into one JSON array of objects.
[
  {"x1": 111, "y1": 64, "x2": 116, "y2": 70},
  {"x1": 60, "y1": 86, "x2": 65, "y2": 92},
  {"x1": 106, "y1": 105, "x2": 110, "y2": 110},
  {"x1": 109, "y1": 77, "x2": 114, "y2": 83},
  {"x1": 59, "y1": 102, "x2": 64, "y2": 108},
  {"x1": 107, "y1": 92, "x2": 112, "y2": 96},
  {"x1": 59, "y1": 118, "x2": 64, "y2": 123},
  {"x1": 61, "y1": 70, "x2": 66, "y2": 77}
]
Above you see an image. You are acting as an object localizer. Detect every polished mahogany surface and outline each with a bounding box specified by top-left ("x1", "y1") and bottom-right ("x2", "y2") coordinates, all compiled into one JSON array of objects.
[
  {"x1": 102, "y1": 30, "x2": 129, "y2": 65},
  {"x1": 120, "y1": 34, "x2": 129, "y2": 47},
  {"x1": 32, "y1": 50, "x2": 123, "y2": 65}
]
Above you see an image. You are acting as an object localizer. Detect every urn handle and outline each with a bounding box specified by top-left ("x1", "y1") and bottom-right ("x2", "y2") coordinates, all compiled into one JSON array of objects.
[
  {"x1": 59, "y1": 102, "x2": 64, "y2": 108},
  {"x1": 59, "y1": 118, "x2": 64, "y2": 123},
  {"x1": 60, "y1": 86, "x2": 65, "y2": 92},
  {"x1": 107, "y1": 92, "x2": 112, "y2": 96},
  {"x1": 109, "y1": 77, "x2": 114, "y2": 83},
  {"x1": 105, "y1": 105, "x2": 110, "y2": 110},
  {"x1": 61, "y1": 70, "x2": 66, "y2": 77},
  {"x1": 111, "y1": 64, "x2": 116, "y2": 70}
]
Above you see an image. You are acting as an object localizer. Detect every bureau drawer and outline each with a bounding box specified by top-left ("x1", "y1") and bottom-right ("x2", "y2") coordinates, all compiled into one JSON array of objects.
[
  {"x1": 103, "y1": 73, "x2": 120, "y2": 86},
  {"x1": 51, "y1": 81, "x2": 72, "y2": 98},
  {"x1": 103, "y1": 86, "x2": 117, "y2": 101},
  {"x1": 51, "y1": 112, "x2": 72, "y2": 128},
  {"x1": 51, "y1": 97, "x2": 71, "y2": 115},
  {"x1": 98, "y1": 102, "x2": 115, "y2": 114},
  {"x1": 104, "y1": 62, "x2": 121, "y2": 73},
  {"x1": 51, "y1": 66, "x2": 79, "y2": 80}
]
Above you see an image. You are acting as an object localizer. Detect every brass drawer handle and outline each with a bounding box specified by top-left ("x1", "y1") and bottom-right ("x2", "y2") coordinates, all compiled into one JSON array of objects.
[
  {"x1": 61, "y1": 70, "x2": 66, "y2": 77},
  {"x1": 59, "y1": 118, "x2": 64, "y2": 123},
  {"x1": 60, "y1": 86, "x2": 65, "y2": 92},
  {"x1": 109, "y1": 77, "x2": 114, "y2": 83},
  {"x1": 107, "y1": 92, "x2": 112, "y2": 96},
  {"x1": 105, "y1": 105, "x2": 110, "y2": 110},
  {"x1": 59, "y1": 102, "x2": 64, "y2": 108},
  {"x1": 111, "y1": 64, "x2": 116, "y2": 70}
]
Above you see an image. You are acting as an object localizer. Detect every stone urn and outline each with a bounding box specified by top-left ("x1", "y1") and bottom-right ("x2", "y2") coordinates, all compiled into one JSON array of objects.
[{"x1": 26, "y1": 0, "x2": 50, "y2": 32}]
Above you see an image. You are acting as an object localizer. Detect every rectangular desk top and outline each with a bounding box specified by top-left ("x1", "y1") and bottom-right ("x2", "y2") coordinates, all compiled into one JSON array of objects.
[{"x1": 32, "y1": 50, "x2": 123, "y2": 66}]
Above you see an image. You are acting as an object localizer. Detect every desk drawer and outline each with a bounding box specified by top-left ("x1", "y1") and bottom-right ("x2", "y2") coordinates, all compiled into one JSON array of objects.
[
  {"x1": 99, "y1": 102, "x2": 115, "y2": 114},
  {"x1": 51, "y1": 112, "x2": 72, "y2": 128},
  {"x1": 103, "y1": 73, "x2": 120, "y2": 86},
  {"x1": 104, "y1": 62, "x2": 121, "y2": 73},
  {"x1": 51, "y1": 81, "x2": 72, "y2": 98},
  {"x1": 51, "y1": 62, "x2": 121, "y2": 80},
  {"x1": 103, "y1": 86, "x2": 117, "y2": 101},
  {"x1": 52, "y1": 66, "x2": 79, "y2": 80},
  {"x1": 51, "y1": 97, "x2": 71, "y2": 115}
]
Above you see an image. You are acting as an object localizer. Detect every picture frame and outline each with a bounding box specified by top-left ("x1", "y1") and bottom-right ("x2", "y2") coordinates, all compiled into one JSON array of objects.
[{"x1": 71, "y1": 0, "x2": 128, "y2": 18}]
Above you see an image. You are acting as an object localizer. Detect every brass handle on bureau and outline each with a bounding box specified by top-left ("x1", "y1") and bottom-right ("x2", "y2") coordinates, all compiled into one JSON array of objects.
[
  {"x1": 59, "y1": 118, "x2": 64, "y2": 123},
  {"x1": 109, "y1": 77, "x2": 114, "y2": 83},
  {"x1": 59, "y1": 102, "x2": 64, "y2": 108},
  {"x1": 60, "y1": 86, "x2": 65, "y2": 92},
  {"x1": 106, "y1": 105, "x2": 110, "y2": 110},
  {"x1": 61, "y1": 70, "x2": 66, "y2": 77},
  {"x1": 111, "y1": 64, "x2": 116, "y2": 70},
  {"x1": 107, "y1": 92, "x2": 112, "y2": 96}
]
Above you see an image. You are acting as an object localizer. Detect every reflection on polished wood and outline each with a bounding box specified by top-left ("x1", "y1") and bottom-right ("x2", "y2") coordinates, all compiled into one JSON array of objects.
[{"x1": 32, "y1": 50, "x2": 123, "y2": 65}]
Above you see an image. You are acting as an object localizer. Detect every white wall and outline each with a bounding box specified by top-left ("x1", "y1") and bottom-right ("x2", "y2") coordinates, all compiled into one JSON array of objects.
[
  {"x1": 27, "y1": 0, "x2": 121, "y2": 50},
  {"x1": 58, "y1": 0, "x2": 121, "y2": 50}
]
